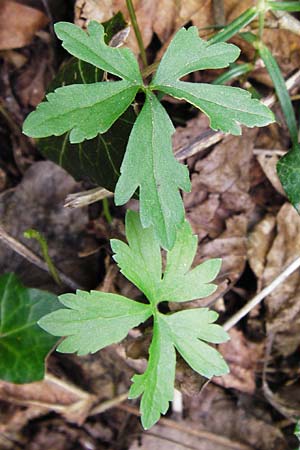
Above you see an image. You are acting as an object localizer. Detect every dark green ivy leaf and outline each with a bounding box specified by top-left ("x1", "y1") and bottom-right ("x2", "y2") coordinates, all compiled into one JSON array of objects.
[
  {"x1": 0, "y1": 273, "x2": 60, "y2": 383},
  {"x1": 277, "y1": 146, "x2": 300, "y2": 212}
]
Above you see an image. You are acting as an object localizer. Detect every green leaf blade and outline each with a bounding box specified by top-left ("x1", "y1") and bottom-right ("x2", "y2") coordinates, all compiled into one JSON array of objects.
[
  {"x1": 38, "y1": 290, "x2": 152, "y2": 355},
  {"x1": 156, "y1": 81, "x2": 275, "y2": 135},
  {"x1": 0, "y1": 273, "x2": 60, "y2": 383},
  {"x1": 156, "y1": 220, "x2": 222, "y2": 303},
  {"x1": 129, "y1": 315, "x2": 176, "y2": 430},
  {"x1": 54, "y1": 21, "x2": 142, "y2": 83},
  {"x1": 111, "y1": 210, "x2": 162, "y2": 303},
  {"x1": 165, "y1": 309, "x2": 229, "y2": 378},
  {"x1": 23, "y1": 80, "x2": 138, "y2": 144},
  {"x1": 152, "y1": 26, "x2": 240, "y2": 85},
  {"x1": 115, "y1": 91, "x2": 191, "y2": 250},
  {"x1": 277, "y1": 147, "x2": 300, "y2": 212}
]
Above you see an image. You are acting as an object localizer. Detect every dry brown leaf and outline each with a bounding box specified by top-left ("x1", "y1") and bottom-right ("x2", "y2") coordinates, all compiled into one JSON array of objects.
[
  {"x1": 75, "y1": 0, "x2": 214, "y2": 54},
  {"x1": 261, "y1": 203, "x2": 300, "y2": 356},
  {"x1": 256, "y1": 153, "x2": 286, "y2": 197},
  {"x1": 180, "y1": 132, "x2": 256, "y2": 303},
  {"x1": 184, "y1": 384, "x2": 287, "y2": 450},
  {"x1": 0, "y1": 1, "x2": 49, "y2": 50},
  {"x1": 216, "y1": 329, "x2": 264, "y2": 394},
  {"x1": 247, "y1": 214, "x2": 277, "y2": 282},
  {"x1": 0, "y1": 376, "x2": 96, "y2": 424}
]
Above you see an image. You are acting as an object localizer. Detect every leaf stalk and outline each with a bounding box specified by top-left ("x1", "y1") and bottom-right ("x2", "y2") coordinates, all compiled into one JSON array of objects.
[{"x1": 126, "y1": 0, "x2": 148, "y2": 68}]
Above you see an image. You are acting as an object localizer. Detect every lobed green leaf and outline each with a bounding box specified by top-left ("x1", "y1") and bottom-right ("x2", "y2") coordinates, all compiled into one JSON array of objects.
[
  {"x1": 23, "y1": 80, "x2": 138, "y2": 144},
  {"x1": 131, "y1": 310, "x2": 229, "y2": 428},
  {"x1": 129, "y1": 315, "x2": 176, "y2": 430},
  {"x1": 115, "y1": 92, "x2": 191, "y2": 250},
  {"x1": 111, "y1": 210, "x2": 162, "y2": 303},
  {"x1": 153, "y1": 26, "x2": 240, "y2": 85},
  {"x1": 54, "y1": 21, "x2": 142, "y2": 83},
  {"x1": 154, "y1": 81, "x2": 274, "y2": 135},
  {"x1": 38, "y1": 290, "x2": 152, "y2": 355}
]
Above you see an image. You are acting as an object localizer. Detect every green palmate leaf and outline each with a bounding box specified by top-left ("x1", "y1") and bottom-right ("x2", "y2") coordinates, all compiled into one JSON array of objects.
[
  {"x1": 54, "y1": 21, "x2": 142, "y2": 83},
  {"x1": 152, "y1": 26, "x2": 240, "y2": 85},
  {"x1": 38, "y1": 50, "x2": 135, "y2": 191},
  {"x1": 23, "y1": 80, "x2": 138, "y2": 144},
  {"x1": 38, "y1": 290, "x2": 152, "y2": 355},
  {"x1": 165, "y1": 309, "x2": 229, "y2": 378},
  {"x1": 277, "y1": 147, "x2": 300, "y2": 212},
  {"x1": 157, "y1": 221, "x2": 221, "y2": 303},
  {"x1": 111, "y1": 209, "x2": 161, "y2": 303},
  {"x1": 39, "y1": 210, "x2": 229, "y2": 429},
  {"x1": 0, "y1": 273, "x2": 60, "y2": 383},
  {"x1": 115, "y1": 92, "x2": 191, "y2": 250},
  {"x1": 153, "y1": 81, "x2": 274, "y2": 135},
  {"x1": 151, "y1": 26, "x2": 274, "y2": 135},
  {"x1": 130, "y1": 310, "x2": 229, "y2": 429},
  {"x1": 38, "y1": 108, "x2": 135, "y2": 191},
  {"x1": 112, "y1": 210, "x2": 221, "y2": 304},
  {"x1": 129, "y1": 315, "x2": 176, "y2": 430}
]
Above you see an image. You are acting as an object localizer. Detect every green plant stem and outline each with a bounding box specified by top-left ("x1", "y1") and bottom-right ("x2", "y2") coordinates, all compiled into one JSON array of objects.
[
  {"x1": 267, "y1": 1, "x2": 300, "y2": 12},
  {"x1": 103, "y1": 197, "x2": 112, "y2": 223},
  {"x1": 257, "y1": 0, "x2": 267, "y2": 41},
  {"x1": 258, "y1": 43, "x2": 299, "y2": 149},
  {"x1": 126, "y1": 0, "x2": 148, "y2": 67},
  {"x1": 212, "y1": 62, "x2": 253, "y2": 85},
  {"x1": 24, "y1": 229, "x2": 62, "y2": 286},
  {"x1": 208, "y1": 7, "x2": 258, "y2": 44}
]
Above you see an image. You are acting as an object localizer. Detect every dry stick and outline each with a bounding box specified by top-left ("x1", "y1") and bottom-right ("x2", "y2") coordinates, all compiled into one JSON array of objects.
[
  {"x1": 223, "y1": 256, "x2": 300, "y2": 331},
  {"x1": 0, "y1": 225, "x2": 82, "y2": 291},
  {"x1": 116, "y1": 404, "x2": 253, "y2": 450},
  {"x1": 174, "y1": 68, "x2": 300, "y2": 162}
]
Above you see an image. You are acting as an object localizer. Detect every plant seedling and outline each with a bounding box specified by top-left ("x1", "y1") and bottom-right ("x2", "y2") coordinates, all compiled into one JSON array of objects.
[
  {"x1": 23, "y1": 21, "x2": 274, "y2": 250},
  {"x1": 39, "y1": 210, "x2": 229, "y2": 429}
]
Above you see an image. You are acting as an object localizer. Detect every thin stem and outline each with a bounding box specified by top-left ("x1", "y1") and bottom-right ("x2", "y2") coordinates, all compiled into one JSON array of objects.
[
  {"x1": 126, "y1": 0, "x2": 148, "y2": 67},
  {"x1": 258, "y1": 0, "x2": 267, "y2": 40},
  {"x1": 102, "y1": 197, "x2": 112, "y2": 223}
]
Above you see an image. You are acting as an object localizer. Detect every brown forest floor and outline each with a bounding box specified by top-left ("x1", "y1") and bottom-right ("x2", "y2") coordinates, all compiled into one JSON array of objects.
[{"x1": 1, "y1": 1, "x2": 300, "y2": 449}]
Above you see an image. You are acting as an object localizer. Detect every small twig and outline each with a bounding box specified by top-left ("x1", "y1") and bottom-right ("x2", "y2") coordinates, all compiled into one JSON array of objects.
[
  {"x1": 223, "y1": 256, "x2": 300, "y2": 331},
  {"x1": 0, "y1": 225, "x2": 82, "y2": 291},
  {"x1": 90, "y1": 392, "x2": 129, "y2": 416},
  {"x1": 253, "y1": 148, "x2": 286, "y2": 156},
  {"x1": 116, "y1": 404, "x2": 253, "y2": 450},
  {"x1": 64, "y1": 187, "x2": 113, "y2": 208},
  {"x1": 126, "y1": 0, "x2": 148, "y2": 67}
]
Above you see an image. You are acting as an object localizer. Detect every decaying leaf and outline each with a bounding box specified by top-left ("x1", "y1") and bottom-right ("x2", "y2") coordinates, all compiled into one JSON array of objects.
[
  {"x1": 0, "y1": 1, "x2": 49, "y2": 50},
  {"x1": 0, "y1": 375, "x2": 96, "y2": 424},
  {"x1": 248, "y1": 214, "x2": 277, "y2": 282},
  {"x1": 262, "y1": 203, "x2": 300, "y2": 356},
  {"x1": 216, "y1": 329, "x2": 264, "y2": 394},
  {"x1": 182, "y1": 131, "x2": 256, "y2": 302},
  {"x1": 256, "y1": 153, "x2": 286, "y2": 197},
  {"x1": 75, "y1": 0, "x2": 214, "y2": 54}
]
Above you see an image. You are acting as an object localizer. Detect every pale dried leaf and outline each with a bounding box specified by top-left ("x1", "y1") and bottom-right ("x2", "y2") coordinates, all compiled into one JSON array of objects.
[
  {"x1": 257, "y1": 154, "x2": 286, "y2": 197},
  {"x1": 0, "y1": 1, "x2": 49, "y2": 50},
  {"x1": 216, "y1": 329, "x2": 264, "y2": 394},
  {"x1": 247, "y1": 214, "x2": 277, "y2": 281},
  {"x1": 262, "y1": 203, "x2": 300, "y2": 355}
]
